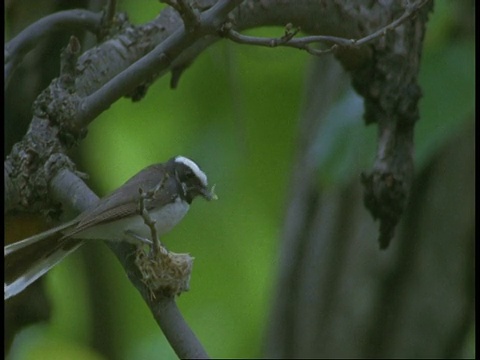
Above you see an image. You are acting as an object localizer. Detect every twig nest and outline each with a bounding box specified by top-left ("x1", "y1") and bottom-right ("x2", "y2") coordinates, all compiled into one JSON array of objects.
[{"x1": 135, "y1": 245, "x2": 194, "y2": 299}]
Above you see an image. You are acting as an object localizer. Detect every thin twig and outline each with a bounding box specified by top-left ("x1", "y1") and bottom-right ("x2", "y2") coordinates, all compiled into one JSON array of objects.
[
  {"x1": 138, "y1": 187, "x2": 161, "y2": 255},
  {"x1": 222, "y1": 0, "x2": 431, "y2": 56},
  {"x1": 104, "y1": 0, "x2": 117, "y2": 26},
  {"x1": 354, "y1": 0, "x2": 431, "y2": 47},
  {"x1": 225, "y1": 28, "x2": 340, "y2": 55},
  {"x1": 59, "y1": 36, "x2": 81, "y2": 89}
]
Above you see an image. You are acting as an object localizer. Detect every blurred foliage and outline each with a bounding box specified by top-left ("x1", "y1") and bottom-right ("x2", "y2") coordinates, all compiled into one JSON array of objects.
[{"x1": 7, "y1": 0, "x2": 474, "y2": 359}]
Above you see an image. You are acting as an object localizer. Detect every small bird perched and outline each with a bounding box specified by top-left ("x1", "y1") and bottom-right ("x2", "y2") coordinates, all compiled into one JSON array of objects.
[{"x1": 5, "y1": 156, "x2": 216, "y2": 300}]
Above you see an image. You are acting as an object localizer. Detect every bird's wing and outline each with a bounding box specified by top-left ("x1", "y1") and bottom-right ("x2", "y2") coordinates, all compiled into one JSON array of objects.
[{"x1": 66, "y1": 164, "x2": 178, "y2": 236}]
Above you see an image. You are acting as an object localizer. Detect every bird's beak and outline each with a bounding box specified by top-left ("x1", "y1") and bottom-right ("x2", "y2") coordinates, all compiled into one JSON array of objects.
[{"x1": 202, "y1": 185, "x2": 218, "y2": 201}]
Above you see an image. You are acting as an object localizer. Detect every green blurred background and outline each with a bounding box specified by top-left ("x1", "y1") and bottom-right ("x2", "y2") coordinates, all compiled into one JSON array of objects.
[{"x1": 6, "y1": 0, "x2": 474, "y2": 359}]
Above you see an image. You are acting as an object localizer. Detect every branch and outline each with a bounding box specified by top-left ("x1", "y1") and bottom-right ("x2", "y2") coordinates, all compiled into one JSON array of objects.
[
  {"x1": 151, "y1": 297, "x2": 209, "y2": 359},
  {"x1": 4, "y1": 9, "x2": 103, "y2": 88},
  {"x1": 75, "y1": 0, "x2": 243, "y2": 127}
]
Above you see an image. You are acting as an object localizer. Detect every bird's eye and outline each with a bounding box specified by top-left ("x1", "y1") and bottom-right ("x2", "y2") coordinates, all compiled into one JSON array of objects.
[{"x1": 184, "y1": 170, "x2": 195, "y2": 179}]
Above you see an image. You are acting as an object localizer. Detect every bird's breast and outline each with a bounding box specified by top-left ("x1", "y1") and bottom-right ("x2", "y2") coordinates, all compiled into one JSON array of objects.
[{"x1": 147, "y1": 197, "x2": 190, "y2": 237}]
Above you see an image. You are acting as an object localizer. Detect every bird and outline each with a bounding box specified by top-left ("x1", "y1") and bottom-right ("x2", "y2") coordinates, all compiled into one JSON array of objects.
[{"x1": 5, "y1": 155, "x2": 216, "y2": 300}]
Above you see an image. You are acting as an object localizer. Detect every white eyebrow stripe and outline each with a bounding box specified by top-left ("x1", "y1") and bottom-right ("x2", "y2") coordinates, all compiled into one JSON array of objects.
[{"x1": 175, "y1": 156, "x2": 208, "y2": 186}]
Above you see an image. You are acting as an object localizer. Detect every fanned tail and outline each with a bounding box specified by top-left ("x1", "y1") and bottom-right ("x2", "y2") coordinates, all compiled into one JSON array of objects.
[
  {"x1": 5, "y1": 220, "x2": 77, "y2": 256},
  {"x1": 5, "y1": 221, "x2": 84, "y2": 300}
]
